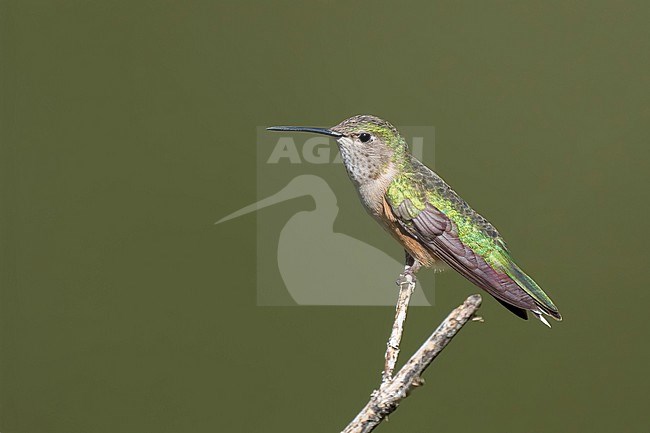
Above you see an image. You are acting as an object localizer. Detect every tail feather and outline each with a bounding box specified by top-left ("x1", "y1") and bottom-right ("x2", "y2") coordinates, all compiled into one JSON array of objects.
[
  {"x1": 532, "y1": 311, "x2": 552, "y2": 328},
  {"x1": 505, "y1": 263, "x2": 562, "y2": 322}
]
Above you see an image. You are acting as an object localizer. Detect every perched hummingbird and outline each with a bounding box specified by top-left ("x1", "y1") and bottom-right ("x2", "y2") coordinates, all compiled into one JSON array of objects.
[{"x1": 267, "y1": 115, "x2": 561, "y2": 326}]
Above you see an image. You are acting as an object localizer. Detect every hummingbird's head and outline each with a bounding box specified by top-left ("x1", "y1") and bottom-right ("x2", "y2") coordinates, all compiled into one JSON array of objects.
[{"x1": 268, "y1": 115, "x2": 408, "y2": 186}]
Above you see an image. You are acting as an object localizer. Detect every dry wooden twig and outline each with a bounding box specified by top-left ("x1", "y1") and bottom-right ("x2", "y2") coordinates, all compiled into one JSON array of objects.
[
  {"x1": 382, "y1": 272, "x2": 417, "y2": 383},
  {"x1": 342, "y1": 294, "x2": 482, "y2": 433}
]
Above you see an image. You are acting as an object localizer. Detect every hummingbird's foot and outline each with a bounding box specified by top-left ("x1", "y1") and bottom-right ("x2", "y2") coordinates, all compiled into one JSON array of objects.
[
  {"x1": 396, "y1": 253, "x2": 421, "y2": 286},
  {"x1": 404, "y1": 261, "x2": 421, "y2": 276},
  {"x1": 403, "y1": 251, "x2": 421, "y2": 275},
  {"x1": 396, "y1": 262, "x2": 421, "y2": 286},
  {"x1": 396, "y1": 271, "x2": 416, "y2": 287}
]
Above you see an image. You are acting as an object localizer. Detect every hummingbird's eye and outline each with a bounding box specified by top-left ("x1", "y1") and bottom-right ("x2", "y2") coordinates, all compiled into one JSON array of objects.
[{"x1": 358, "y1": 133, "x2": 371, "y2": 143}]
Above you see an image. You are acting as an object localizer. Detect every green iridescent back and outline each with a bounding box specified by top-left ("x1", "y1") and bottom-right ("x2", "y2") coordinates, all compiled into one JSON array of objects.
[{"x1": 387, "y1": 155, "x2": 512, "y2": 270}]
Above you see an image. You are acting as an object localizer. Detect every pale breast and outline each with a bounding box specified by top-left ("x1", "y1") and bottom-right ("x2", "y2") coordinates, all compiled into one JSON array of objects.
[{"x1": 352, "y1": 163, "x2": 444, "y2": 269}]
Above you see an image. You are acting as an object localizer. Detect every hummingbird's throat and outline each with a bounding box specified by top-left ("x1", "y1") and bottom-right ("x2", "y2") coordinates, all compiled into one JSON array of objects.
[{"x1": 337, "y1": 139, "x2": 390, "y2": 186}]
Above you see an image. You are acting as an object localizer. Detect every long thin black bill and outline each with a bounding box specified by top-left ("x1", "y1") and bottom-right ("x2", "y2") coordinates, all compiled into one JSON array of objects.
[{"x1": 266, "y1": 126, "x2": 342, "y2": 138}]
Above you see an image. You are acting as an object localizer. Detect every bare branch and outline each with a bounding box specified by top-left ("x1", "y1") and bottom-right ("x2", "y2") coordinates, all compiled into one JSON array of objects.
[
  {"x1": 342, "y1": 294, "x2": 482, "y2": 433},
  {"x1": 382, "y1": 273, "x2": 416, "y2": 383}
]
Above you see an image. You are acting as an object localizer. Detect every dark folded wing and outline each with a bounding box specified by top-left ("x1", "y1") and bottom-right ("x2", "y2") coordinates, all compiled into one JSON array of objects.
[{"x1": 393, "y1": 200, "x2": 539, "y2": 313}]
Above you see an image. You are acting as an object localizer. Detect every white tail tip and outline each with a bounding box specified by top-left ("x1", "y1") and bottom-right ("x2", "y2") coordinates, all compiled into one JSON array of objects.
[{"x1": 533, "y1": 311, "x2": 552, "y2": 328}]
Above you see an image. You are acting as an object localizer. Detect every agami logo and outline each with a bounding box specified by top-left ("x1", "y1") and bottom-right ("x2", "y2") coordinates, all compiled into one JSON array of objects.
[{"x1": 217, "y1": 126, "x2": 436, "y2": 306}]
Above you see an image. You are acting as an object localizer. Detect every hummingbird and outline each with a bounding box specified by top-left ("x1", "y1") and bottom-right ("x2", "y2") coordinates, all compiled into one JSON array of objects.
[{"x1": 267, "y1": 115, "x2": 561, "y2": 326}]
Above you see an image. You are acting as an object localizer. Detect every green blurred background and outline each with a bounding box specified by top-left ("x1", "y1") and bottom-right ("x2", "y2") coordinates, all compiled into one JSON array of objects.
[{"x1": 1, "y1": 1, "x2": 649, "y2": 432}]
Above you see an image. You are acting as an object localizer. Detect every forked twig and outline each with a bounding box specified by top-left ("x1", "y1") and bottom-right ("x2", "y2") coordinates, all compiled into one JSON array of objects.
[{"x1": 342, "y1": 294, "x2": 482, "y2": 433}]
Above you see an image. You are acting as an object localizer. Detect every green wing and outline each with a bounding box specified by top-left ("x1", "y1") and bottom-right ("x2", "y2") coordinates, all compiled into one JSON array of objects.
[{"x1": 386, "y1": 159, "x2": 561, "y2": 322}]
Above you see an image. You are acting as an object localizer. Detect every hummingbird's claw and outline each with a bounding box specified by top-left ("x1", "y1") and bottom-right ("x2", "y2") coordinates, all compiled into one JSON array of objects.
[
  {"x1": 403, "y1": 258, "x2": 422, "y2": 276},
  {"x1": 396, "y1": 259, "x2": 421, "y2": 286},
  {"x1": 395, "y1": 271, "x2": 417, "y2": 287}
]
